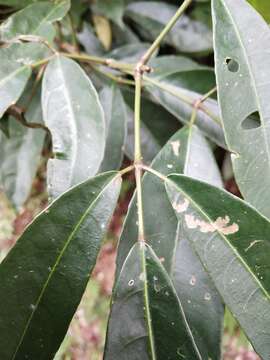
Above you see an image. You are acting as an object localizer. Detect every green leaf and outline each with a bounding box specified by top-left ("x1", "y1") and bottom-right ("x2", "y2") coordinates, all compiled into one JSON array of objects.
[
  {"x1": 125, "y1": 1, "x2": 212, "y2": 54},
  {"x1": 116, "y1": 126, "x2": 224, "y2": 358},
  {"x1": 145, "y1": 76, "x2": 226, "y2": 149},
  {"x1": 105, "y1": 243, "x2": 201, "y2": 359},
  {"x1": 0, "y1": 86, "x2": 45, "y2": 208},
  {"x1": 248, "y1": 0, "x2": 270, "y2": 22},
  {"x1": 42, "y1": 55, "x2": 105, "y2": 199},
  {"x1": 0, "y1": 0, "x2": 70, "y2": 42},
  {"x1": 166, "y1": 175, "x2": 270, "y2": 358},
  {"x1": 92, "y1": 0, "x2": 125, "y2": 28},
  {"x1": 0, "y1": 171, "x2": 121, "y2": 360},
  {"x1": 0, "y1": 114, "x2": 10, "y2": 138},
  {"x1": 99, "y1": 84, "x2": 127, "y2": 171},
  {"x1": 0, "y1": 42, "x2": 49, "y2": 118},
  {"x1": 213, "y1": 0, "x2": 270, "y2": 218}
]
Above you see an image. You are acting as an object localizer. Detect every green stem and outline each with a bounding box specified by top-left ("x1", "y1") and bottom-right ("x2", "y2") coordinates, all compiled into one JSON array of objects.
[
  {"x1": 134, "y1": 72, "x2": 143, "y2": 162},
  {"x1": 63, "y1": 53, "x2": 134, "y2": 72},
  {"x1": 134, "y1": 69, "x2": 145, "y2": 242},
  {"x1": 140, "y1": 0, "x2": 193, "y2": 65}
]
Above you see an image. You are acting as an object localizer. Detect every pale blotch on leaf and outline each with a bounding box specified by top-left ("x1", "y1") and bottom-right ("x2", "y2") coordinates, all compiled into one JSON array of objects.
[
  {"x1": 189, "y1": 275, "x2": 196, "y2": 286},
  {"x1": 172, "y1": 198, "x2": 189, "y2": 213},
  {"x1": 185, "y1": 214, "x2": 239, "y2": 235},
  {"x1": 170, "y1": 140, "x2": 180, "y2": 157}
]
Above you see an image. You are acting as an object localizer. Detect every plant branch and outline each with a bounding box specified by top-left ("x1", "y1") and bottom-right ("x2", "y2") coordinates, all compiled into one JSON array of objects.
[
  {"x1": 139, "y1": 0, "x2": 193, "y2": 66},
  {"x1": 63, "y1": 53, "x2": 134, "y2": 72},
  {"x1": 134, "y1": 68, "x2": 145, "y2": 242}
]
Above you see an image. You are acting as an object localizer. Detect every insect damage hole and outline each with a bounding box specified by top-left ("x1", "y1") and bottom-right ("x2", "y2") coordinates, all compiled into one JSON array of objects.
[
  {"x1": 225, "y1": 57, "x2": 239, "y2": 72},
  {"x1": 241, "y1": 111, "x2": 262, "y2": 130}
]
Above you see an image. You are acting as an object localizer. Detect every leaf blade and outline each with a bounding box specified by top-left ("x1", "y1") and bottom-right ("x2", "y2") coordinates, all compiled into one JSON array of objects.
[
  {"x1": 0, "y1": 171, "x2": 121, "y2": 360},
  {"x1": 105, "y1": 243, "x2": 201, "y2": 360},
  {"x1": 42, "y1": 55, "x2": 105, "y2": 198},
  {"x1": 213, "y1": 0, "x2": 270, "y2": 217},
  {"x1": 166, "y1": 174, "x2": 270, "y2": 358}
]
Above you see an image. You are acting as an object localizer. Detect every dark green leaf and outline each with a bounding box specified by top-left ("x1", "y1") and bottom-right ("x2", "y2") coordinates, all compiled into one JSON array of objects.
[
  {"x1": 213, "y1": 0, "x2": 270, "y2": 218},
  {"x1": 99, "y1": 84, "x2": 127, "y2": 171},
  {"x1": 0, "y1": 42, "x2": 49, "y2": 118},
  {"x1": 125, "y1": 1, "x2": 212, "y2": 54},
  {"x1": 166, "y1": 175, "x2": 270, "y2": 358},
  {"x1": 42, "y1": 55, "x2": 105, "y2": 199},
  {"x1": 0, "y1": 171, "x2": 121, "y2": 360},
  {"x1": 105, "y1": 243, "x2": 201, "y2": 359},
  {"x1": 0, "y1": 0, "x2": 70, "y2": 42},
  {"x1": 116, "y1": 125, "x2": 224, "y2": 358}
]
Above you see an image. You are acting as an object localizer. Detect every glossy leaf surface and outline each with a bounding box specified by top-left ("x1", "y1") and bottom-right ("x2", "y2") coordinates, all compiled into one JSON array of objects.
[
  {"x1": 0, "y1": 171, "x2": 121, "y2": 360},
  {"x1": 0, "y1": 43, "x2": 49, "y2": 118},
  {"x1": 0, "y1": 0, "x2": 70, "y2": 42},
  {"x1": 99, "y1": 84, "x2": 127, "y2": 171},
  {"x1": 166, "y1": 175, "x2": 270, "y2": 358},
  {"x1": 213, "y1": 0, "x2": 270, "y2": 217},
  {"x1": 42, "y1": 55, "x2": 105, "y2": 199},
  {"x1": 105, "y1": 243, "x2": 201, "y2": 360}
]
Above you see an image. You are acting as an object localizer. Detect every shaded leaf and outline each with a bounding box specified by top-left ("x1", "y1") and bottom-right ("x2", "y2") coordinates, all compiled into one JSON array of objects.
[
  {"x1": 92, "y1": 0, "x2": 125, "y2": 28},
  {"x1": 213, "y1": 0, "x2": 270, "y2": 218},
  {"x1": 0, "y1": 86, "x2": 45, "y2": 208},
  {"x1": 0, "y1": 42, "x2": 49, "y2": 118},
  {"x1": 105, "y1": 243, "x2": 201, "y2": 359},
  {"x1": 42, "y1": 55, "x2": 105, "y2": 199},
  {"x1": 166, "y1": 174, "x2": 270, "y2": 358},
  {"x1": 0, "y1": 0, "x2": 70, "y2": 42},
  {"x1": 0, "y1": 171, "x2": 121, "y2": 360},
  {"x1": 146, "y1": 77, "x2": 226, "y2": 148},
  {"x1": 125, "y1": 1, "x2": 212, "y2": 54},
  {"x1": 99, "y1": 84, "x2": 127, "y2": 171}
]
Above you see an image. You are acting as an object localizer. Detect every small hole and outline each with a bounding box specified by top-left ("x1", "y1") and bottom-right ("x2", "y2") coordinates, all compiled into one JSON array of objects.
[
  {"x1": 225, "y1": 57, "x2": 239, "y2": 72},
  {"x1": 241, "y1": 111, "x2": 261, "y2": 130}
]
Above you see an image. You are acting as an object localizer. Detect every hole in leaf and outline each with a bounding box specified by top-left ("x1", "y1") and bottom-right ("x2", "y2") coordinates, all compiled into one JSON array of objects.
[
  {"x1": 225, "y1": 57, "x2": 239, "y2": 72},
  {"x1": 241, "y1": 111, "x2": 261, "y2": 130}
]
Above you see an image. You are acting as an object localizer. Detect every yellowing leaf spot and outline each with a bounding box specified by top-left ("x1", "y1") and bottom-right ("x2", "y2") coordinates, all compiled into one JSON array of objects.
[
  {"x1": 185, "y1": 214, "x2": 239, "y2": 235},
  {"x1": 170, "y1": 140, "x2": 180, "y2": 156},
  {"x1": 172, "y1": 198, "x2": 189, "y2": 213}
]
